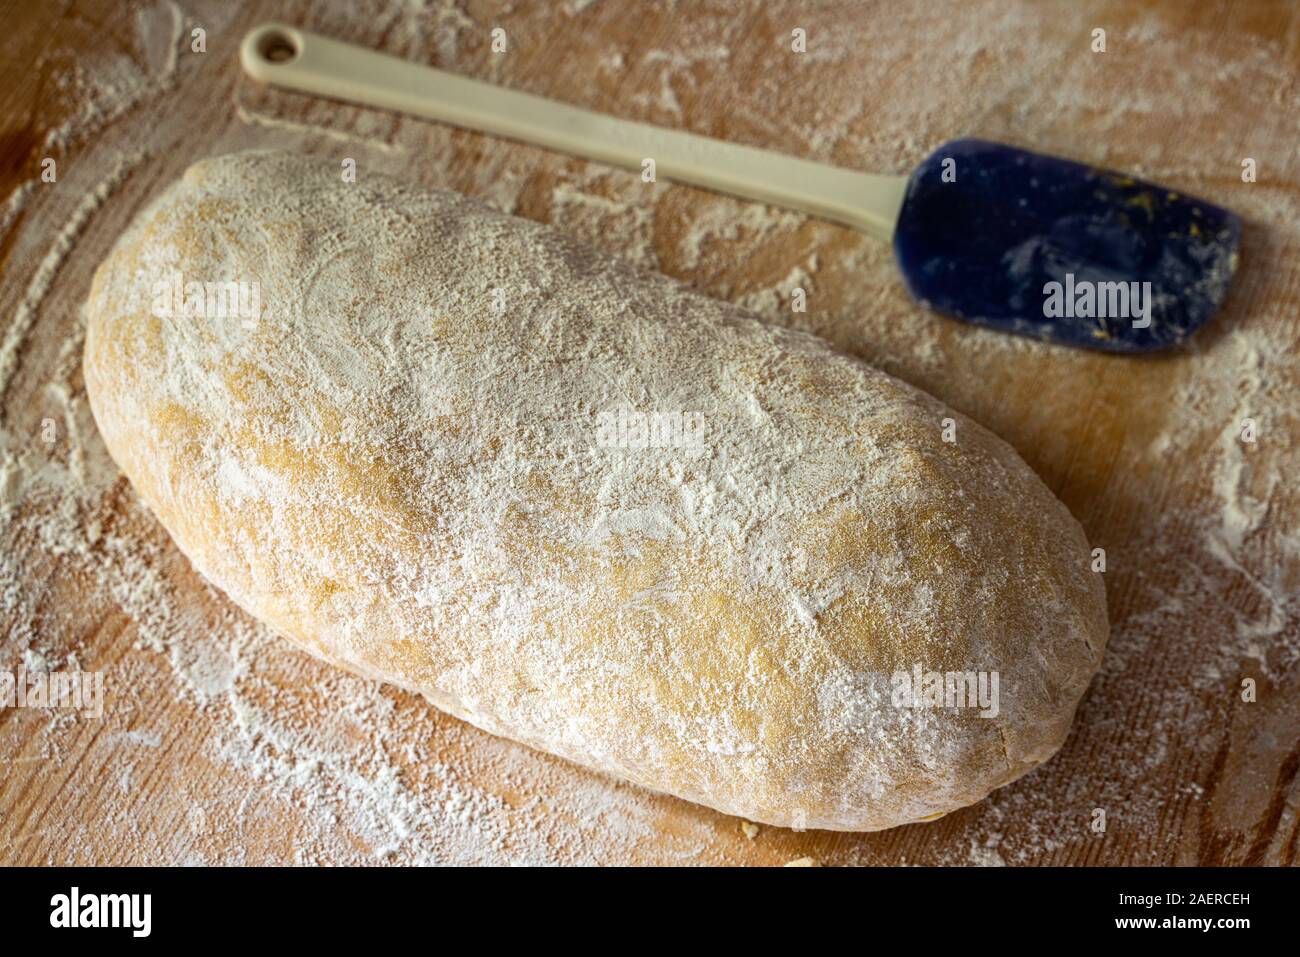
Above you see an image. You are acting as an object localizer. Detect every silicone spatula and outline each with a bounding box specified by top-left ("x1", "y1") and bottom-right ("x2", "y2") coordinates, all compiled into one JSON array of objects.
[{"x1": 239, "y1": 23, "x2": 1241, "y2": 353}]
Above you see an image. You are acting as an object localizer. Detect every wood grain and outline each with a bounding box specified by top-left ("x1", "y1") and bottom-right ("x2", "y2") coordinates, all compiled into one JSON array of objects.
[{"x1": 1, "y1": 0, "x2": 1297, "y2": 865}]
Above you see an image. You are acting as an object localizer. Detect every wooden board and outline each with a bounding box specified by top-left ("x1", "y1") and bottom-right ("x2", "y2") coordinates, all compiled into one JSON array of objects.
[{"x1": 1, "y1": 0, "x2": 1297, "y2": 866}]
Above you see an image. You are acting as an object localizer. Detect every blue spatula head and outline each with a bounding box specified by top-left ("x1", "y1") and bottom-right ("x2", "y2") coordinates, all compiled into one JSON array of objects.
[{"x1": 892, "y1": 139, "x2": 1241, "y2": 352}]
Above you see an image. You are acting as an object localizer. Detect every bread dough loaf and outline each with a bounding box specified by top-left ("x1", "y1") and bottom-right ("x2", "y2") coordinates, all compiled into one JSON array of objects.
[{"x1": 84, "y1": 152, "x2": 1108, "y2": 831}]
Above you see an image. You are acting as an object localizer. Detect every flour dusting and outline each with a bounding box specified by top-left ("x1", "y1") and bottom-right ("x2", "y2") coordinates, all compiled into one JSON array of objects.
[{"x1": 3, "y1": 0, "x2": 1297, "y2": 865}]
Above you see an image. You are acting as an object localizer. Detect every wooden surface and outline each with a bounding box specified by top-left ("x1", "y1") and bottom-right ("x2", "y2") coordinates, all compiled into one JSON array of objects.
[{"x1": 1, "y1": 0, "x2": 1298, "y2": 865}]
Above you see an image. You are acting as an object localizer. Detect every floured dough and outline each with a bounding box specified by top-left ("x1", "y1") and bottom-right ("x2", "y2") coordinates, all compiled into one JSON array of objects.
[{"x1": 84, "y1": 151, "x2": 1107, "y2": 831}]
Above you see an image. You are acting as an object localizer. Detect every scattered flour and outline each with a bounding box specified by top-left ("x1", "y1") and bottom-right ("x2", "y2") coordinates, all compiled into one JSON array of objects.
[{"x1": 3, "y1": 0, "x2": 1298, "y2": 865}]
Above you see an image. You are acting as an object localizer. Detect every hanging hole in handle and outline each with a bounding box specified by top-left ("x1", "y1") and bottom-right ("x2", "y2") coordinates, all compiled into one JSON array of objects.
[{"x1": 256, "y1": 29, "x2": 299, "y2": 65}]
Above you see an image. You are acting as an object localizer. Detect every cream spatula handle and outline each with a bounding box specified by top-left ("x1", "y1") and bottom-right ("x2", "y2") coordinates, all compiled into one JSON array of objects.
[{"x1": 240, "y1": 23, "x2": 907, "y2": 241}]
